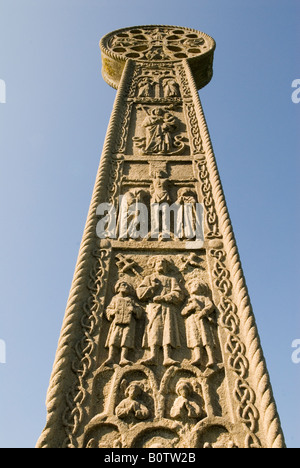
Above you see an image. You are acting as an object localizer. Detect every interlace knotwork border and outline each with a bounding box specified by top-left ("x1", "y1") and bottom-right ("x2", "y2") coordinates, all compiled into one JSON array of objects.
[
  {"x1": 61, "y1": 248, "x2": 110, "y2": 448},
  {"x1": 197, "y1": 160, "x2": 221, "y2": 239},
  {"x1": 210, "y1": 248, "x2": 261, "y2": 448}
]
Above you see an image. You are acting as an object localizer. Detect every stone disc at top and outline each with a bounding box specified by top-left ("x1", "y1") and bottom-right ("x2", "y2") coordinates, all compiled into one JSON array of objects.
[{"x1": 100, "y1": 25, "x2": 216, "y2": 89}]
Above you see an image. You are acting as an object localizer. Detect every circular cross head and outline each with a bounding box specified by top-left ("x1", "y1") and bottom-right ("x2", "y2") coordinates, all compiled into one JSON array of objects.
[{"x1": 100, "y1": 25, "x2": 216, "y2": 90}]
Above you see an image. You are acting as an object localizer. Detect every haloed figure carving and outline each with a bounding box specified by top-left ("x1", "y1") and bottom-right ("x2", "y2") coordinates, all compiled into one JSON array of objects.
[
  {"x1": 137, "y1": 257, "x2": 184, "y2": 367},
  {"x1": 181, "y1": 279, "x2": 217, "y2": 368},
  {"x1": 104, "y1": 280, "x2": 142, "y2": 367}
]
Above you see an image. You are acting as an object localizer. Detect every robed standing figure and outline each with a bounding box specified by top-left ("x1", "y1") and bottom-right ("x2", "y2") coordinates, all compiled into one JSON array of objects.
[{"x1": 137, "y1": 257, "x2": 184, "y2": 366}]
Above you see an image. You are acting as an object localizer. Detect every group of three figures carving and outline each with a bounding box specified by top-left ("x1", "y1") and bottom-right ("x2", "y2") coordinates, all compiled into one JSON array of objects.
[
  {"x1": 122, "y1": 176, "x2": 200, "y2": 241},
  {"x1": 104, "y1": 256, "x2": 217, "y2": 369}
]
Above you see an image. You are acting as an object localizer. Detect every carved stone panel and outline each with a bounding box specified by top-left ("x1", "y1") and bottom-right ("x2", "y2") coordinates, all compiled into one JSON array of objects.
[{"x1": 37, "y1": 25, "x2": 285, "y2": 449}]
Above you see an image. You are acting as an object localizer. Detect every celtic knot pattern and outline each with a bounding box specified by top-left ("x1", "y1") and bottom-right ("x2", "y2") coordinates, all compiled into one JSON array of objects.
[
  {"x1": 197, "y1": 162, "x2": 221, "y2": 238},
  {"x1": 210, "y1": 248, "x2": 261, "y2": 448},
  {"x1": 62, "y1": 248, "x2": 110, "y2": 448}
]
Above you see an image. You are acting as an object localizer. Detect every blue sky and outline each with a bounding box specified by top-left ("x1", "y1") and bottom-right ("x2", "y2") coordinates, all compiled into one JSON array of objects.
[{"x1": 0, "y1": 0, "x2": 299, "y2": 448}]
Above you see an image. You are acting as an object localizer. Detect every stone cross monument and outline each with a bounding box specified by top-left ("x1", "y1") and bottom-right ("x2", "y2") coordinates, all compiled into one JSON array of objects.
[{"x1": 37, "y1": 25, "x2": 285, "y2": 449}]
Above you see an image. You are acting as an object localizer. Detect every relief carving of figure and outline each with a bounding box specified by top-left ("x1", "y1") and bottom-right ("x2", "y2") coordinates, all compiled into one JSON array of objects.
[
  {"x1": 150, "y1": 170, "x2": 174, "y2": 240},
  {"x1": 170, "y1": 380, "x2": 204, "y2": 421},
  {"x1": 176, "y1": 188, "x2": 199, "y2": 239},
  {"x1": 162, "y1": 78, "x2": 179, "y2": 98},
  {"x1": 119, "y1": 188, "x2": 149, "y2": 240},
  {"x1": 137, "y1": 76, "x2": 154, "y2": 98},
  {"x1": 115, "y1": 380, "x2": 150, "y2": 421},
  {"x1": 145, "y1": 46, "x2": 169, "y2": 61},
  {"x1": 104, "y1": 280, "x2": 143, "y2": 367},
  {"x1": 150, "y1": 170, "x2": 170, "y2": 204},
  {"x1": 133, "y1": 107, "x2": 179, "y2": 155},
  {"x1": 181, "y1": 279, "x2": 217, "y2": 368},
  {"x1": 136, "y1": 257, "x2": 184, "y2": 367},
  {"x1": 143, "y1": 108, "x2": 177, "y2": 153}
]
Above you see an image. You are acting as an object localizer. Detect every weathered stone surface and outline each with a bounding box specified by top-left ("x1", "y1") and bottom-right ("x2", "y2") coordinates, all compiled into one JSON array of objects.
[{"x1": 37, "y1": 25, "x2": 285, "y2": 449}]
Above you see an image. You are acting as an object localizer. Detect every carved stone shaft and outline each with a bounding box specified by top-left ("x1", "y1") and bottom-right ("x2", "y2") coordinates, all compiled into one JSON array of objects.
[{"x1": 37, "y1": 25, "x2": 285, "y2": 449}]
